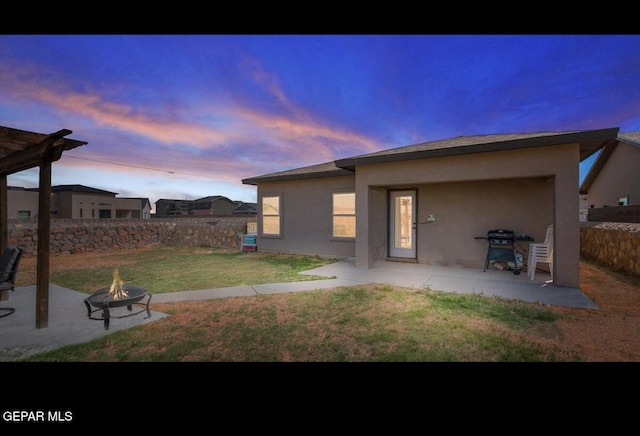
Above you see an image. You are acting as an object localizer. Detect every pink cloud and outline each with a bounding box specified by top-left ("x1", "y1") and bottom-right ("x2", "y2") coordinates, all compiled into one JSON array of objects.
[{"x1": 2, "y1": 59, "x2": 383, "y2": 179}]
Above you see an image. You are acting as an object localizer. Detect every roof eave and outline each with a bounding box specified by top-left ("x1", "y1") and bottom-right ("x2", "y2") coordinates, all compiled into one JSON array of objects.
[
  {"x1": 242, "y1": 168, "x2": 354, "y2": 185},
  {"x1": 579, "y1": 139, "x2": 620, "y2": 195},
  {"x1": 335, "y1": 128, "x2": 620, "y2": 169}
]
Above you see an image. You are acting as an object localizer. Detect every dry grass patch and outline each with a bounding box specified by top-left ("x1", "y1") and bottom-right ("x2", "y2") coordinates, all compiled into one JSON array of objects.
[{"x1": 13, "y1": 245, "x2": 640, "y2": 362}]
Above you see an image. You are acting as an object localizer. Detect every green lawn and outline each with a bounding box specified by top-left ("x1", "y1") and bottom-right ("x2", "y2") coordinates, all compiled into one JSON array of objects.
[
  {"x1": 45, "y1": 246, "x2": 334, "y2": 294},
  {"x1": 17, "y1": 245, "x2": 576, "y2": 362}
]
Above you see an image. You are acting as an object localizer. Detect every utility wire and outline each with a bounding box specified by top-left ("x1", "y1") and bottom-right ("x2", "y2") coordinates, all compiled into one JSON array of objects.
[{"x1": 64, "y1": 155, "x2": 239, "y2": 182}]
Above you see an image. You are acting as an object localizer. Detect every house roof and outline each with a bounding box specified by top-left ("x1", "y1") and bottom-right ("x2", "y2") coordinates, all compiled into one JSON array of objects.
[
  {"x1": 243, "y1": 128, "x2": 619, "y2": 184},
  {"x1": 194, "y1": 195, "x2": 233, "y2": 203},
  {"x1": 335, "y1": 129, "x2": 619, "y2": 170},
  {"x1": 155, "y1": 198, "x2": 189, "y2": 204},
  {"x1": 242, "y1": 161, "x2": 355, "y2": 185},
  {"x1": 51, "y1": 184, "x2": 118, "y2": 196},
  {"x1": 579, "y1": 131, "x2": 640, "y2": 195},
  {"x1": 8, "y1": 186, "x2": 38, "y2": 192},
  {"x1": 233, "y1": 202, "x2": 258, "y2": 214}
]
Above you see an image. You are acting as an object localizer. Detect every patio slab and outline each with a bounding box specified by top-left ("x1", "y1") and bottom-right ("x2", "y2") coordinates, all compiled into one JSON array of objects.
[
  {"x1": 0, "y1": 284, "x2": 167, "y2": 361},
  {"x1": 299, "y1": 258, "x2": 599, "y2": 309}
]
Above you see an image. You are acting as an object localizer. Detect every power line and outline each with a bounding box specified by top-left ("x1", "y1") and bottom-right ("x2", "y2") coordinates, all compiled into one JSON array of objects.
[{"x1": 64, "y1": 155, "x2": 239, "y2": 182}]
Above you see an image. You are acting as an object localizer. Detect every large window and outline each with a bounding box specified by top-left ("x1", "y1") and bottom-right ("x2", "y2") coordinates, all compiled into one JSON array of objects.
[
  {"x1": 262, "y1": 195, "x2": 281, "y2": 236},
  {"x1": 333, "y1": 192, "x2": 356, "y2": 238}
]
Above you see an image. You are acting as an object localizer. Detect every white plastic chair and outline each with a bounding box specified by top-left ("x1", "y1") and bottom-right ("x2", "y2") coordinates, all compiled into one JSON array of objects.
[{"x1": 528, "y1": 224, "x2": 553, "y2": 281}]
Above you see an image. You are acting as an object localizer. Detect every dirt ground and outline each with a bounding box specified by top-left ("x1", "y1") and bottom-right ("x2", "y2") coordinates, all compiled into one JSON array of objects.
[
  {"x1": 16, "y1": 251, "x2": 640, "y2": 361},
  {"x1": 543, "y1": 260, "x2": 640, "y2": 361}
]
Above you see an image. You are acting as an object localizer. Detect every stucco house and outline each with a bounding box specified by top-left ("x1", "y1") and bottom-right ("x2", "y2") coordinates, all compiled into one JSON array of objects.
[
  {"x1": 7, "y1": 184, "x2": 151, "y2": 219},
  {"x1": 118, "y1": 197, "x2": 152, "y2": 219},
  {"x1": 155, "y1": 196, "x2": 254, "y2": 217},
  {"x1": 192, "y1": 195, "x2": 239, "y2": 216},
  {"x1": 232, "y1": 201, "x2": 258, "y2": 215},
  {"x1": 243, "y1": 128, "x2": 619, "y2": 288},
  {"x1": 7, "y1": 186, "x2": 39, "y2": 219},
  {"x1": 580, "y1": 131, "x2": 640, "y2": 209}
]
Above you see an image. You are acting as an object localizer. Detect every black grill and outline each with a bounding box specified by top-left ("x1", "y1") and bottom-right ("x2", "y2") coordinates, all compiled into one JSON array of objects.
[{"x1": 478, "y1": 229, "x2": 521, "y2": 275}]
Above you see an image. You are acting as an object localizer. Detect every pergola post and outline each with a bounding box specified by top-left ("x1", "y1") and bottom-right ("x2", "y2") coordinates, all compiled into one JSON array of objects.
[
  {"x1": 0, "y1": 174, "x2": 7, "y2": 301},
  {"x1": 36, "y1": 160, "x2": 52, "y2": 329}
]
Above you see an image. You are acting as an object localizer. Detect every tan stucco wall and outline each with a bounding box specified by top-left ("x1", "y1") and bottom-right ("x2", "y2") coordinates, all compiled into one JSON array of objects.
[
  {"x1": 55, "y1": 193, "x2": 115, "y2": 219},
  {"x1": 257, "y1": 174, "x2": 356, "y2": 258},
  {"x1": 54, "y1": 191, "x2": 72, "y2": 217},
  {"x1": 362, "y1": 179, "x2": 553, "y2": 266},
  {"x1": 587, "y1": 142, "x2": 640, "y2": 207},
  {"x1": 9, "y1": 190, "x2": 148, "y2": 219},
  {"x1": 359, "y1": 177, "x2": 554, "y2": 267},
  {"x1": 355, "y1": 143, "x2": 581, "y2": 287},
  {"x1": 7, "y1": 189, "x2": 39, "y2": 219},
  {"x1": 416, "y1": 178, "x2": 553, "y2": 266},
  {"x1": 116, "y1": 198, "x2": 143, "y2": 218}
]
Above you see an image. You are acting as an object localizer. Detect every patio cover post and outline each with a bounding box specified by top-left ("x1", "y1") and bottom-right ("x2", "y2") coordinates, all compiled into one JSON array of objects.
[
  {"x1": 0, "y1": 174, "x2": 7, "y2": 301},
  {"x1": 35, "y1": 159, "x2": 51, "y2": 329}
]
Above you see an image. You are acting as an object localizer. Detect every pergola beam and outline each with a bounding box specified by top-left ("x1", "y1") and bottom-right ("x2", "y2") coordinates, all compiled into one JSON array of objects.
[{"x1": 0, "y1": 129, "x2": 72, "y2": 176}]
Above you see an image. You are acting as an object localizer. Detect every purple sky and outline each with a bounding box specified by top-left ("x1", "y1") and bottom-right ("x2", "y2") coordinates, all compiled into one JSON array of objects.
[{"x1": 2, "y1": 35, "x2": 639, "y2": 212}]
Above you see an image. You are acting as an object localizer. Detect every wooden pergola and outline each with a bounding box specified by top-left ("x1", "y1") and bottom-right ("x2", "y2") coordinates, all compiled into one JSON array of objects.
[{"x1": 0, "y1": 125, "x2": 87, "y2": 328}]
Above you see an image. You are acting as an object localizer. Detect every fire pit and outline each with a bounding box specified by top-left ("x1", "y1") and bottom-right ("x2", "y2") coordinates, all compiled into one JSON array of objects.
[{"x1": 84, "y1": 269, "x2": 152, "y2": 330}]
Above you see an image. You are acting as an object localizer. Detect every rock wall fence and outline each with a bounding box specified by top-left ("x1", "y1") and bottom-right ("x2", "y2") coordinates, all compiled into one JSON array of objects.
[
  {"x1": 580, "y1": 221, "x2": 640, "y2": 277},
  {"x1": 9, "y1": 219, "x2": 639, "y2": 277},
  {"x1": 8, "y1": 217, "x2": 257, "y2": 256}
]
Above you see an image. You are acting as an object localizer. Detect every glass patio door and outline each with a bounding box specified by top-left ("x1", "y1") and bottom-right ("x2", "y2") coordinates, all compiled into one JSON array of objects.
[{"x1": 389, "y1": 190, "x2": 417, "y2": 258}]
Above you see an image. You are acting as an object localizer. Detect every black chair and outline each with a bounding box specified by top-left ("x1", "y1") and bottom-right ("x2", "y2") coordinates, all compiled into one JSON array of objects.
[{"x1": 0, "y1": 245, "x2": 23, "y2": 318}]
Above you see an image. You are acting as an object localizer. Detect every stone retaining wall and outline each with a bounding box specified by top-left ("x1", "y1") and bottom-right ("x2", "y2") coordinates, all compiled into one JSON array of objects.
[
  {"x1": 8, "y1": 217, "x2": 257, "y2": 256},
  {"x1": 12, "y1": 219, "x2": 638, "y2": 276},
  {"x1": 580, "y1": 221, "x2": 640, "y2": 276}
]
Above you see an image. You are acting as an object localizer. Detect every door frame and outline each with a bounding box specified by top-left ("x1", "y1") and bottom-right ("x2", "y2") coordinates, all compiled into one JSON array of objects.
[{"x1": 388, "y1": 188, "x2": 417, "y2": 259}]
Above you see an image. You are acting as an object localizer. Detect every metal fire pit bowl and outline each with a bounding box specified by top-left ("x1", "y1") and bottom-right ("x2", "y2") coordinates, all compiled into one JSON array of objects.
[{"x1": 84, "y1": 285, "x2": 152, "y2": 330}]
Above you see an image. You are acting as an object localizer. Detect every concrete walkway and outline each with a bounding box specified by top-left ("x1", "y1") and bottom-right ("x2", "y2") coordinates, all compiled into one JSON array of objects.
[
  {"x1": 0, "y1": 258, "x2": 597, "y2": 361},
  {"x1": 152, "y1": 258, "x2": 597, "y2": 310}
]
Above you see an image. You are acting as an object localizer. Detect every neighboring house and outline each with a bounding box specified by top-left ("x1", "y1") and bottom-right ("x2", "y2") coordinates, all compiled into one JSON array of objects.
[
  {"x1": 7, "y1": 184, "x2": 151, "y2": 219},
  {"x1": 7, "y1": 186, "x2": 39, "y2": 219},
  {"x1": 243, "y1": 128, "x2": 620, "y2": 288},
  {"x1": 580, "y1": 131, "x2": 640, "y2": 208},
  {"x1": 52, "y1": 184, "x2": 118, "y2": 218},
  {"x1": 579, "y1": 194, "x2": 589, "y2": 222},
  {"x1": 192, "y1": 196, "x2": 238, "y2": 216},
  {"x1": 155, "y1": 196, "x2": 257, "y2": 217},
  {"x1": 155, "y1": 199, "x2": 191, "y2": 216},
  {"x1": 116, "y1": 197, "x2": 152, "y2": 219},
  {"x1": 232, "y1": 201, "x2": 258, "y2": 215},
  {"x1": 139, "y1": 197, "x2": 152, "y2": 219}
]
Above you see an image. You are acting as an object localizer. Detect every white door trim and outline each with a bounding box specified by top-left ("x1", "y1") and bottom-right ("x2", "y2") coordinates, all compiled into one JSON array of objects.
[{"x1": 389, "y1": 190, "x2": 417, "y2": 259}]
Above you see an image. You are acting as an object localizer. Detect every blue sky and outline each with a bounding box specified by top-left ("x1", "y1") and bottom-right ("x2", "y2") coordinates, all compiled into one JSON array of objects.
[{"x1": 2, "y1": 34, "x2": 639, "y2": 212}]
